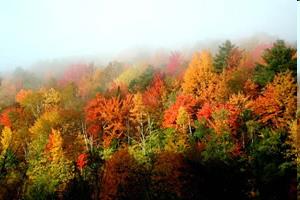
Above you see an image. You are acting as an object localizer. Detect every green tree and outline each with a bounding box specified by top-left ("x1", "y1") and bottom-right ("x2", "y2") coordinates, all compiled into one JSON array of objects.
[
  {"x1": 250, "y1": 129, "x2": 296, "y2": 199},
  {"x1": 213, "y1": 40, "x2": 235, "y2": 73},
  {"x1": 26, "y1": 129, "x2": 74, "y2": 199},
  {"x1": 253, "y1": 40, "x2": 297, "y2": 87},
  {"x1": 129, "y1": 66, "x2": 155, "y2": 92}
]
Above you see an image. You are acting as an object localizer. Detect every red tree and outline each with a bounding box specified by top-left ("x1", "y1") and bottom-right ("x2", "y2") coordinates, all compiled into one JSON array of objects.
[
  {"x1": 77, "y1": 153, "x2": 88, "y2": 170},
  {"x1": 163, "y1": 95, "x2": 198, "y2": 128},
  {"x1": 85, "y1": 94, "x2": 134, "y2": 147},
  {"x1": 100, "y1": 148, "x2": 145, "y2": 200},
  {"x1": 166, "y1": 51, "x2": 182, "y2": 75},
  {"x1": 143, "y1": 73, "x2": 165, "y2": 109},
  {"x1": 197, "y1": 103, "x2": 240, "y2": 134},
  {"x1": 0, "y1": 107, "x2": 24, "y2": 129}
]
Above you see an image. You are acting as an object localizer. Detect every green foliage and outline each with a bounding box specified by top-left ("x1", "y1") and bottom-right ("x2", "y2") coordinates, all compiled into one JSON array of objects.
[
  {"x1": 249, "y1": 129, "x2": 296, "y2": 199},
  {"x1": 25, "y1": 176, "x2": 57, "y2": 200},
  {"x1": 201, "y1": 132, "x2": 235, "y2": 162},
  {"x1": 253, "y1": 40, "x2": 296, "y2": 87},
  {"x1": 26, "y1": 130, "x2": 75, "y2": 199},
  {"x1": 164, "y1": 128, "x2": 188, "y2": 153},
  {"x1": 213, "y1": 40, "x2": 235, "y2": 73},
  {"x1": 0, "y1": 149, "x2": 18, "y2": 179},
  {"x1": 129, "y1": 66, "x2": 155, "y2": 92},
  {"x1": 192, "y1": 120, "x2": 213, "y2": 142},
  {"x1": 253, "y1": 65, "x2": 275, "y2": 87},
  {"x1": 129, "y1": 128, "x2": 166, "y2": 166},
  {"x1": 262, "y1": 40, "x2": 297, "y2": 74}
]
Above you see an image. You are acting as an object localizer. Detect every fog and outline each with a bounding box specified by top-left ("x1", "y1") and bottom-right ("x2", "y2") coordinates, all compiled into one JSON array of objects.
[{"x1": 0, "y1": 0, "x2": 297, "y2": 72}]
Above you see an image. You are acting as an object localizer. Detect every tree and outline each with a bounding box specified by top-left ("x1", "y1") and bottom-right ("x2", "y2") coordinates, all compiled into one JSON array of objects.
[
  {"x1": 225, "y1": 52, "x2": 253, "y2": 95},
  {"x1": 0, "y1": 107, "x2": 25, "y2": 130},
  {"x1": 261, "y1": 40, "x2": 296, "y2": 74},
  {"x1": 77, "y1": 153, "x2": 88, "y2": 172},
  {"x1": 129, "y1": 92, "x2": 148, "y2": 142},
  {"x1": 85, "y1": 94, "x2": 134, "y2": 148},
  {"x1": 249, "y1": 129, "x2": 296, "y2": 199},
  {"x1": 129, "y1": 66, "x2": 155, "y2": 92},
  {"x1": 166, "y1": 51, "x2": 183, "y2": 76},
  {"x1": 150, "y1": 151, "x2": 191, "y2": 199},
  {"x1": 115, "y1": 65, "x2": 145, "y2": 86},
  {"x1": 248, "y1": 71, "x2": 296, "y2": 129},
  {"x1": 60, "y1": 83, "x2": 83, "y2": 111},
  {"x1": 142, "y1": 74, "x2": 166, "y2": 122},
  {"x1": 100, "y1": 148, "x2": 146, "y2": 200},
  {"x1": 42, "y1": 88, "x2": 61, "y2": 111},
  {"x1": 0, "y1": 127, "x2": 13, "y2": 155},
  {"x1": 213, "y1": 40, "x2": 235, "y2": 72},
  {"x1": 99, "y1": 61, "x2": 127, "y2": 91},
  {"x1": 197, "y1": 103, "x2": 240, "y2": 135},
  {"x1": 105, "y1": 82, "x2": 129, "y2": 99},
  {"x1": 163, "y1": 94, "x2": 198, "y2": 130},
  {"x1": 176, "y1": 107, "x2": 189, "y2": 132},
  {"x1": 15, "y1": 89, "x2": 33, "y2": 104},
  {"x1": 182, "y1": 51, "x2": 219, "y2": 102},
  {"x1": 227, "y1": 47, "x2": 243, "y2": 69},
  {"x1": 18, "y1": 90, "x2": 44, "y2": 118},
  {"x1": 27, "y1": 110, "x2": 62, "y2": 162},
  {"x1": 243, "y1": 79, "x2": 259, "y2": 99},
  {"x1": 0, "y1": 109, "x2": 13, "y2": 128},
  {"x1": 26, "y1": 129, "x2": 74, "y2": 199},
  {"x1": 253, "y1": 40, "x2": 296, "y2": 87}
]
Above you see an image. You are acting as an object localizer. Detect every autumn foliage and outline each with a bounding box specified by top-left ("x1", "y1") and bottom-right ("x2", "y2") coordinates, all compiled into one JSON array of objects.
[
  {"x1": 197, "y1": 102, "x2": 240, "y2": 134},
  {"x1": 0, "y1": 39, "x2": 297, "y2": 200},
  {"x1": 100, "y1": 149, "x2": 146, "y2": 200},
  {"x1": 85, "y1": 94, "x2": 134, "y2": 147},
  {"x1": 77, "y1": 153, "x2": 88, "y2": 170},
  {"x1": 163, "y1": 94, "x2": 198, "y2": 128},
  {"x1": 247, "y1": 71, "x2": 296, "y2": 129}
]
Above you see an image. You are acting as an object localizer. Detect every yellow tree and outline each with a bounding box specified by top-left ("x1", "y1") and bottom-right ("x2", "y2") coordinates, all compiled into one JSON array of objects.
[
  {"x1": 287, "y1": 120, "x2": 299, "y2": 166},
  {"x1": 0, "y1": 127, "x2": 13, "y2": 155},
  {"x1": 247, "y1": 71, "x2": 296, "y2": 129},
  {"x1": 182, "y1": 51, "x2": 219, "y2": 104},
  {"x1": 115, "y1": 65, "x2": 144, "y2": 86},
  {"x1": 42, "y1": 88, "x2": 61, "y2": 111},
  {"x1": 130, "y1": 92, "x2": 148, "y2": 142},
  {"x1": 0, "y1": 126, "x2": 23, "y2": 158},
  {"x1": 182, "y1": 52, "x2": 212, "y2": 95},
  {"x1": 176, "y1": 107, "x2": 189, "y2": 133}
]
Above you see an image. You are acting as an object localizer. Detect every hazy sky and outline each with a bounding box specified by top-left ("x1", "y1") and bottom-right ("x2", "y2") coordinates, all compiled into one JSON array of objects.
[{"x1": 0, "y1": 0, "x2": 297, "y2": 71}]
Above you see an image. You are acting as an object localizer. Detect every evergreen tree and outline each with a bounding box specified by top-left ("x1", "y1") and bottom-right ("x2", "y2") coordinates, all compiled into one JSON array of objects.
[{"x1": 213, "y1": 40, "x2": 235, "y2": 73}]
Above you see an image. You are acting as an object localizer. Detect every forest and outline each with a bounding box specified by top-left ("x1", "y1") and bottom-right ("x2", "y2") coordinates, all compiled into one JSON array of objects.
[{"x1": 0, "y1": 40, "x2": 298, "y2": 200}]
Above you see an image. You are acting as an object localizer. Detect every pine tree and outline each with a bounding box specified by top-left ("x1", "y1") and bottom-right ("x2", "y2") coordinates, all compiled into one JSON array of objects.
[{"x1": 213, "y1": 40, "x2": 235, "y2": 72}]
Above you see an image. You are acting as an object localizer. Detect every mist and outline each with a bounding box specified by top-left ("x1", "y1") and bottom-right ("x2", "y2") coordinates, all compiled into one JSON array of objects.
[{"x1": 0, "y1": 0, "x2": 296, "y2": 72}]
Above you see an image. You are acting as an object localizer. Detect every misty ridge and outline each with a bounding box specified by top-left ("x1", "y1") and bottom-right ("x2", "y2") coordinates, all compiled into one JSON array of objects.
[
  {"x1": 0, "y1": 0, "x2": 298, "y2": 199},
  {"x1": 0, "y1": 33, "x2": 296, "y2": 81},
  {"x1": 0, "y1": 20, "x2": 298, "y2": 199}
]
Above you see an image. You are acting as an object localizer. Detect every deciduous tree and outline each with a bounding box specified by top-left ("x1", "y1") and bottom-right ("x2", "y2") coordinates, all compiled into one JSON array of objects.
[{"x1": 248, "y1": 71, "x2": 296, "y2": 129}]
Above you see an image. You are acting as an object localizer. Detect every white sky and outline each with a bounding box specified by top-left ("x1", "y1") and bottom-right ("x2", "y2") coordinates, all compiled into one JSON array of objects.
[{"x1": 0, "y1": 0, "x2": 297, "y2": 70}]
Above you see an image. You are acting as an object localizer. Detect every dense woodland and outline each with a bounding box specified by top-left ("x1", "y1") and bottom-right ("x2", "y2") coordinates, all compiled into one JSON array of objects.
[{"x1": 0, "y1": 40, "x2": 298, "y2": 200}]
